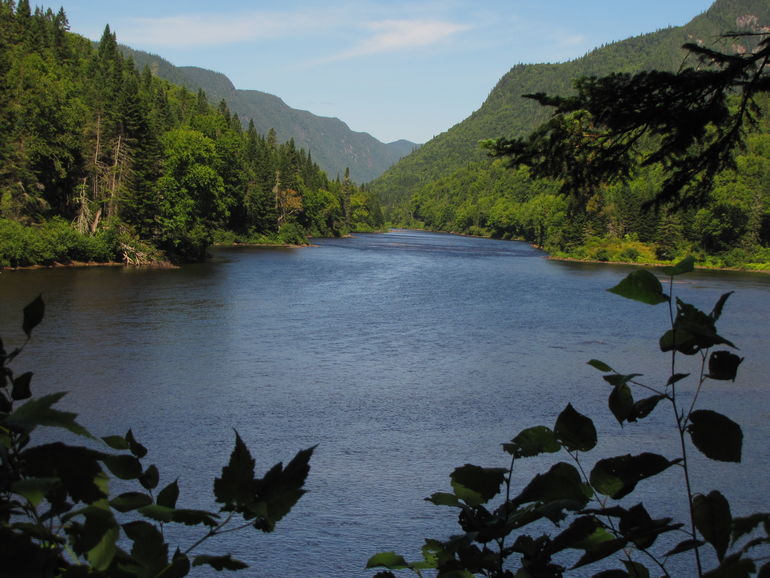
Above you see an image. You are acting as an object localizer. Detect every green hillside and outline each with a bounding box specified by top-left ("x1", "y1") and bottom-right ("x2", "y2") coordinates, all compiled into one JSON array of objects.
[
  {"x1": 371, "y1": 0, "x2": 769, "y2": 211},
  {"x1": 123, "y1": 49, "x2": 419, "y2": 184}
]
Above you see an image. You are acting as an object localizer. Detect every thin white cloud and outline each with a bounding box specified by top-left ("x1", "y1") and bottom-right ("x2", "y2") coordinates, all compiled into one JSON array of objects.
[
  {"x1": 318, "y1": 18, "x2": 471, "y2": 63},
  {"x1": 118, "y1": 10, "x2": 333, "y2": 47}
]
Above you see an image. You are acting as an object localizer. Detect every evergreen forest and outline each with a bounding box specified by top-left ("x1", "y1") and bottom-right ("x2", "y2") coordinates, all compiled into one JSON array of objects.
[
  {"x1": 0, "y1": 1, "x2": 384, "y2": 268},
  {"x1": 371, "y1": 0, "x2": 770, "y2": 271}
]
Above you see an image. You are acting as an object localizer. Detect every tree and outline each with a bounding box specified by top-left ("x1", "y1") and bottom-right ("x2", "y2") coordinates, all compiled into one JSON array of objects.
[{"x1": 486, "y1": 29, "x2": 770, "y2": 211}]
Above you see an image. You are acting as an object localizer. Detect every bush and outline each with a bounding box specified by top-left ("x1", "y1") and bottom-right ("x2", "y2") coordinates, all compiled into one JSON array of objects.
[{"x1": 278, "y1": 222, "x2": 308, "y2": 245}]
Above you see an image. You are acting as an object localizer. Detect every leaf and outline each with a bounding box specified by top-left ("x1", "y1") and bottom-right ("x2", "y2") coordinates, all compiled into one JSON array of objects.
[
  {"x1": 126, "y1": 429, "x2": 148, "y2": 459},
  {"x1": 664, "y1": 538, "x2": 706, "y2": 557},
  {"x1": 710, "y1": 291, "x2": 734, "y2": 322},
  {"x1": 87, "y1": 525, "x2": 119, "y2": 571},
  {"x1": 102, "y1": 435, "x2": 130, "y2": 450},
  {"x1": 622, "y1": 560, "x2": 651, "y2": 577},
  {"x1": 11, "y1": 477, "x2": 59, "y2": 507},
  {"x1": 667, "y1": 373, "x2": 690, "y2": 386},
  {"x1": 661, "y1": 299, "x2": 735, "y2": 355},
  {"x1": 426, "y1": 492, "x2": 462, "y2": 507},
  {"x1": 503, "y1": 425, "x2": 561, "y2": 458},
  {"x1": 157, "y1": 480, "x2": 180, "y2": 508},
  {"x1": 693, "y1": 491, "x2": 732, "y2": 561},
  {"x1": 122, "y1": 520, "x2": 169, "y2": 576},
  {"x1": 590, "y1": 453, "x2": 678, "y2": 499},
  {"x1": 22, "y1": 295, "x2": 45, "y2": 338},
  {"x1": 608, "y1": 270, "x2": 668, "y2": 305},
  {"x1": 511, "y1": 462, "x2": 590, "y2": 513},
  {"x1": 708, "y1": 351, "x2": 743, "y2": 381},
  {"x1": 554, "y1": 403, "x2": 597, "y2": 452},
  {"x1": 21, "y1": 443, "x2": 105, "y2": 503},
  {"x1": 110, "y1": 492, "x2": 153, "y2": 513},
  {"x1": 157, "y1": 553, "x2": 191, "y2": 578},
  {"x1": 366, "y1": 552, "x2": 409, "y2": 570},
  {"x1": 140, "y1": 465, "x2": 160, "y2": 490},
  {"x1": 609, "y1": 384, "x2": 634, "y2": 425},
  {"x1": 11, "y1": 372, "x2": 32, "y2": 400},
  {"x1": 732, "y1": 513, "x2": 770, "y2": 542},
  {"x1": 5, "y1": 392, "x2": 93, "y2": 438},
  {"x1": 661, "y1": 256, "x2": 695, "y2": 276},
  {"x1": 214, "y1": 431, "x2": 256, "y2": 511},
  {"x1": 687, "y1": 410, "x2": 742, "y2": 462},
  {"x1": 450, "y1": 464, "x2": 507, "y2": 506},
  {"x1": 102, "y1": 455, "x2": 143, "y2": 480},
  {"x1": 193, "y1": 554, "x2": 248, "y2": 571},
  {"x1": 588, "y1": 359, "x2": 614, "y2": 372},
  {"x1": 702, "y1": 553, "x2": 756, "y2": 577},
  {"x1": 629, "y1": 395, "x2": 666, "y2": 422}
]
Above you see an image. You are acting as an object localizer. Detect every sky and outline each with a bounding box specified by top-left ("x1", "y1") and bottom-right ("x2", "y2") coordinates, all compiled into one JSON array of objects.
[{"x1": 59, "y1": 1, "x2": 717, "y2": 144}]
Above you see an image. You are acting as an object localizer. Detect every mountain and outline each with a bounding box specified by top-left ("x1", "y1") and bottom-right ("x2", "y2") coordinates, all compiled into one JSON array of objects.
[
  {"x1": 122, "y1": 48, "x2": 419, "y2": 184},
  {"x1": 370, "y1": 0, "x2": 770, "y2": 211}
]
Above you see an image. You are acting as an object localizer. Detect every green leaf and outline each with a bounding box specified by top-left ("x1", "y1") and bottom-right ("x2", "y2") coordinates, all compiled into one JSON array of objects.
[
  {"x1": 425, "y1": 492, "x2": 462, "y2": 507},
  {"x1": 21, "y1": 443, "x2": 105, "y2": 503},
  {"x1": 366, "y1": 552, "x2": 409, "y2": 570},
  {"x1": 511, "y1": 462, "x2": 590, "y2": 513},
  {"x1": 11, "y1": 477, "x2": 59, "y2": 507},
  {"x1": 140, "y1": 465, "x2": 160, "y2": 490},
  {"x1": 588, "y1": 359, "x2": 614, "y2": 372},
  {"x1": 693, "y1": 491, "x2": 732, "y2": 561},
  {"x1": 661, "y1": 256, "x2": 695, "y2": 276},
  {"x1": 87, "y1": 525, "x2": 119, "y2": 571},
  {"x1": 157, "y1": 480, "x2": 180, "y2": 508},
  {"x1": 590, "y1": 453, "x2": 678, "y2": 499},
  {"x1": 664, "y1": 538, "x2": 706, "y2": 557},
  {"x1": 111, "y1": 492, "x2": 153, "y2": 513},
  {"x1": 126, "y1": 429, "x2": 148, "y2": 459},
  {"x1": 102, "y1": 455, "x2": 143, "y2": 480},
  {"x1": 708, "y1": 351, "x2": 743, "y2": 381},
  {"x1": 608, "y1": 384, "x2": 634, "y2": 425},
  {"x1": 22, "y1": 295, "x2": 45, "y2": 338},
  {"x1": 503, "y1": 425, "x2": 561, "y2": 458},
  {"x1": 193, "y1": 554, "x2": 248, "y2": 571},
  {"x1": 449, "y1": 464, "x2": 507, "y2": 506},
  {"x1": 554, "y1": 403, "x2": 597, "y2": 452},
  {"x1": 11, "y1": 372, "x2": 32, "y2": 400},
  {"x1": 622, "y1": 559, "x2": 651, "y2": 577},
  {"x1": 608, "y1": 270, "x2": 668, "y2": 305},
  {"x1": 5, "y1": 392, "x2": 93, "y2": 438},
  {"x1": 214, "y1": 431, "x2": 256, "y2": 511},
  {"x1": 687, "y1": 410, "x2": 742, "y2": 462},
  {"x1": 101, "y1": 435, "x2": 130, "y2": 450}
]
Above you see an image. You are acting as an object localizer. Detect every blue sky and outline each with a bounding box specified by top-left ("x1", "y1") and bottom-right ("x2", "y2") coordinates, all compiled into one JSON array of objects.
[{"x1": 61, "y1": 1, "x2": 716, "y2": 144}]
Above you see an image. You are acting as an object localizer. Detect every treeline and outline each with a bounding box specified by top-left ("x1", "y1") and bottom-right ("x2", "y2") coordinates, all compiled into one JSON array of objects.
[
  {"x1": 0, "y1": 1, "x2": 383, "y2": 267},
  {"x1": 407, "y1": 94, "x2": 770, "y2": 269}
]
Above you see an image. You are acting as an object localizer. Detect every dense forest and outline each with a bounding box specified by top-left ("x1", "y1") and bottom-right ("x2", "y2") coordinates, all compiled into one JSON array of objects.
[
  {"x1": 372, "y1": 0, "x2": 770, "y2": 270},
  {"x1": 0, "y1": 1, "x2": 384, "y2": 267}
]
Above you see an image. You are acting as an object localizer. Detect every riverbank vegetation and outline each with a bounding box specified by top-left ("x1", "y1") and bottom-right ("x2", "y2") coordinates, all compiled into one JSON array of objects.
[{"x1": 0, "y1": 2, "x2": 384, "y2": 268}]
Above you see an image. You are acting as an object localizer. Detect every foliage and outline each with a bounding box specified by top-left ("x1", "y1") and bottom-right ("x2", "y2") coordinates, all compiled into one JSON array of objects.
[
  {"x1": 0, "y1": 295, "x2": 315, "y2": 576},
  {"x1": 0, "y1": 3, "x2": 384, "y2": 267},
  {"x1": 367, "y1": 258, "x2": 770, "y2": 577}
]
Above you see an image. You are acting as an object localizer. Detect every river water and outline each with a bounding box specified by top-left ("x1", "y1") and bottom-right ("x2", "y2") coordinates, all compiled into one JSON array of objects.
[{"x1": 1, "y1": 230, "x2": 768, "y2": 576}]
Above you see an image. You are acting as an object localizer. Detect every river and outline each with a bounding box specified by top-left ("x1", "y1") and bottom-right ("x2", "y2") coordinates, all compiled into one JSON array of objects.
[{"x1": 1, "y1": 230, "x2": 768, "y2": 576}]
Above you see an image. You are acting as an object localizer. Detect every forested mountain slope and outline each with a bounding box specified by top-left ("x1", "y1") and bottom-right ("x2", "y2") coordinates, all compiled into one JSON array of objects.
[
  {"x1": 124, "y1": 48, "x2": 419, "y2": 184},
  {"x1": 371, "y1": 0, "x2": 770, "y2": 210}
]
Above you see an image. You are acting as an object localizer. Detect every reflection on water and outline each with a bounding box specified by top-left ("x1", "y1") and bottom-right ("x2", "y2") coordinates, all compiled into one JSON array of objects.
[{"x1": 1, "y1": 230, "x2": 768, "y2": 576}]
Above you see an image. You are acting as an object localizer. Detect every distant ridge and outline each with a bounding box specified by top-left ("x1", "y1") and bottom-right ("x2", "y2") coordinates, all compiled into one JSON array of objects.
[
  {"x1": 370, "y1": 0, "x2": 770, "y2": 209},
  {"x1": 122, "y1": 48, "x2": 420, "y2": 183}
]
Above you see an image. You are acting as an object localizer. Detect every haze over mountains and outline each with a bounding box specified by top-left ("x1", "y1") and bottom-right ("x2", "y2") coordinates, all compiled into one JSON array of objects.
[{"x1": 122, "y1": 47, "x2": 420, "y2": 184}]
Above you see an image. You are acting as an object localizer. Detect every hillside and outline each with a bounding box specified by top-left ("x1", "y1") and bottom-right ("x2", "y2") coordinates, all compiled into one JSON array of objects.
[
  {"x1": 370, "y1": 0, "x2": 770, "y2": 209},
  {"x1": 123, "y1": 48, "x2": 419, "y2": 183}
]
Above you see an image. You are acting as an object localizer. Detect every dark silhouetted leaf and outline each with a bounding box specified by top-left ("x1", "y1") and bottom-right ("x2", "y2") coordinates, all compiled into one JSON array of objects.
[
  {"x1": 366, "y1": 552, "x2": 409, "y2": 570},
  {"x1": 122, "y1": 520, "x2": 168, "y2": 576},
  {"x1": 555, "y1": 404, "x2": 597, "y2": 452},
  {"x1": 6, "y1": 392, "x2": 92, "y2": 438},
  {"x1": 511, "y1": 462, "x2": 590, "y2": 512},
  {"x1": 548, "y1": 515, "x2": 602, "y2": 554},
  {"x1": 158, "y1": 552, "x2": 191, "y2": 578},
  {"x1": 450, "y1": 465, "x2": 507, "y2": 506},
  {"x1": 157, "y1": 480, "x2": 180, "y2": 509},
  {"x1": 732, "y1": 513, "x2": 770, "y2": 542},
  {"x1": 687, "y1": 410, "x2": 742, "y2": 462},
  {"x1": 708, "y1": 351, "x2": 743, "y2": 381},
  {"x1": 667, "y1": 373, "x2": 690, "y2": 386},
  {"x1": 11, "y1": 372, "x2": 32, "y2": 400},
  {"x1": 193, "y1": 554, "x2": 248, "y2": 571},
  {"x1": 661, "y1": 256, "x2": 695, "y2": 276},
  {"x1": 11, "y1": 477, "x2": 59, "y2": 507},
  {"x1": 426, "y1": 492, "x2": 462, "y2": 507},
  {"x1": 661, "y1": 299, "x2": 735, "y2": 355},
  {"x1": 629, "y1": 395, "x2": 666, "y2": 422},
  {"x1": 702, "y1": 553, "x2": 755, "y2": 577},
  {"x1": 126, "y1": 429, "x2": 148, "y2": 458},
  {"x1": 215, "y1": 431, "x2": 256, "y2": 511},
  {"x1": 608, "y1": 270, "x2": 668, "y2": 305},
  {"x1": 693, "y1": 491, "x2": 732, "y2": 561},
  {"x1": 609, "y1": 384, "x2": 634, "y2": 425},
  {"x1": 102, "y1": 435, "x2": 129, "y2": 450},
  {"x1": 503, "y1": 425, "x2": 561, "y2": 458},
  {"x1": 664, "y1": 538, "x2": 706, "y2": 557},
  {"x1": 603, "y1": 373, "x2": 642, "y2": 388},
  {"x1": 590, "y1": 453, "x2": 678, "y2": 499},
  {"x1": 102, "y1": 455, "x2": 142, "y2": 480},
  {"x1": 22, "y1": 443, "x2": 105, "y2": 503},
  {"x1": 588, "y1": 359, "x2": 614, "y2": 372},
  {"x1": 22, "y1": 295, "x2": 45, "y2": 338},
  {"x1": 572, "y1": 536, "x2": 626, "y2": 568},
  {"x1": 622, "y1": 559, "x2": 651, "y2": 577},
  {"x1": 710, "y1": 291, "x2": 733, "y2": 322},
  {"x1": 111, "y1": 492, "x2": 153, "y2": 513},
  {"x1": 140, "y1": 465, "x2": 160, "y2": 490}
]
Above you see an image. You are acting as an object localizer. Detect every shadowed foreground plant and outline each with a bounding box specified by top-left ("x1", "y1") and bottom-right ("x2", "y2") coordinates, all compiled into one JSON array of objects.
[
  {"x1": 368, "y1": 257, "x2": 770, "y2": 577},
  {"x1": 0, "y1": 295, "x2": 314, "y2": 577}
]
